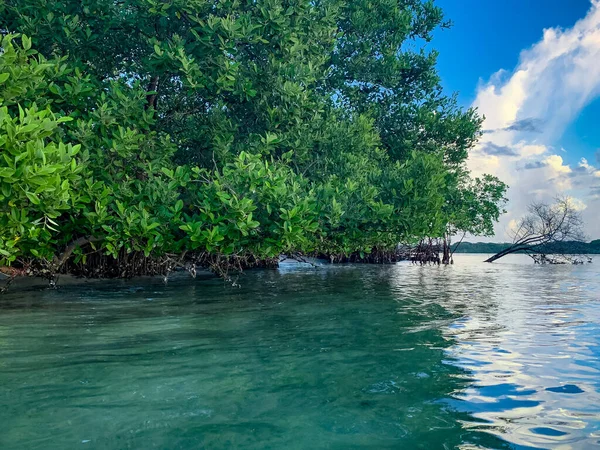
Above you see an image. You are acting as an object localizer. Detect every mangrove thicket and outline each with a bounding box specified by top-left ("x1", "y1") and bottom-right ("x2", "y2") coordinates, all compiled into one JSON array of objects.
[{"x1": 0, "y1": 0, "x2": 507, "y2": 279}]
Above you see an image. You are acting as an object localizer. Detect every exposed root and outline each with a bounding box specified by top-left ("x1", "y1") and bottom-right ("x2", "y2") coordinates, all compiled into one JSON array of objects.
[
  {"x1": 0, "y1": 276, "x2": 14, "y2": 294},
  {"x1": 322, "y1": 248, "x2": 402, "y2": 264},
  {"x1": 280, "y1": 253, "x2": 320, "y2": 267},
  {"x1": 0, "y1": 245, "x2": 283, "y2": 293},
  {"x1": 530, "y1": 254, "x2": 593, "y2": 265}
]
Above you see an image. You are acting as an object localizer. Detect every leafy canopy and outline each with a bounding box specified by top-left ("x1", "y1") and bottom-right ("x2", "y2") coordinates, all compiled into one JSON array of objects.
[{"x1": 0, "y1": 0, "x2": 507, "y2": 272}]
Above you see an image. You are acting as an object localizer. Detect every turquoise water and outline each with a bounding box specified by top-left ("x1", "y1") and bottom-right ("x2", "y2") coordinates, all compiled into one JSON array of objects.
[{"x1": 1, "y1": 254, "x2": 599, "y2": 449}]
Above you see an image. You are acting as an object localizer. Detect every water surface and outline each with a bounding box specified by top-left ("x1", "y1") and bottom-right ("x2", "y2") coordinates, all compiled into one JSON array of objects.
[{"x1": 1, "y1": 254, "x2": 599, "y2": 449}]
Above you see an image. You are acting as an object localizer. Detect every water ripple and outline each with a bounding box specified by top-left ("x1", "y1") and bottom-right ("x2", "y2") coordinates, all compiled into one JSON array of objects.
[{"x1": 0, "y1": 254, "x2": 599, "y2": 449}]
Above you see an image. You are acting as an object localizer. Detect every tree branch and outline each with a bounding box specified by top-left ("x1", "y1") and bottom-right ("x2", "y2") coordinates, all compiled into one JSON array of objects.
[{"x1": 53, "y1": 237, "x2": 103, "y2": 270}]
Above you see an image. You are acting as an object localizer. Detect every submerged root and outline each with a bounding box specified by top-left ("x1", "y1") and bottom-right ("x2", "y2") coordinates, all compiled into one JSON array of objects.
[
  {"x1": 0, "y1": 276, "x2": 14, "y2": 294},
  {"x1": 530, "y1": 254, "x2": 593, "y2": 265},
  {"x1": 318, "y1": 242, "x2": 446, "y2": 265},
  {"x1": 321, "y1": 248, "x2": 403, "y2": 264},
  {"x1": 0, "y1": 247, "x2": 282, "y2": 293}
]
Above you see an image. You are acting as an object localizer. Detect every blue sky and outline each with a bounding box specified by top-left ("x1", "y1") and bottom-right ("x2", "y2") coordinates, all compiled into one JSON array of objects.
[{"x1": 430, "y1": 0, "x2": 600, "y2": 240}]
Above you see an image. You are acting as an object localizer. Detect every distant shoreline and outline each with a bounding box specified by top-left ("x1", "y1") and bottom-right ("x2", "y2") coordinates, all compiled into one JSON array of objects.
[{"x1": 453, "y1": 240, "x2": 600, "y2": 254}]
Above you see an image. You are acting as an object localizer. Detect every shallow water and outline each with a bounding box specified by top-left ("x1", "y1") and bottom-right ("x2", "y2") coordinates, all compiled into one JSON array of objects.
[{"x1": 1, "y1": 254, "x2": 599, "y2": 449}]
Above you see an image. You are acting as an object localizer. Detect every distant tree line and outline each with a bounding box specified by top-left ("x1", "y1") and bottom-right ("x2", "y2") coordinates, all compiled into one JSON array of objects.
[{"x1": 454, "y1": 240, "x2": 600, "y2": 255}]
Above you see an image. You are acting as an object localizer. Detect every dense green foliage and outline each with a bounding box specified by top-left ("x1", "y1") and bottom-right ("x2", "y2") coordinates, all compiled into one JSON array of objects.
[{"x1": 0, "y1": 0, "x2": 507, "y2": 275}]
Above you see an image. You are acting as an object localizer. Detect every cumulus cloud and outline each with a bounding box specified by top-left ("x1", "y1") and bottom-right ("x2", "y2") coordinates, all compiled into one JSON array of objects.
[
  {"x1": 544, "y1": 155, "x2": 572, "y2": 174},
  {"x1": 483, "y1": 117, "x2": 545, "y2": 134},
  {"x1": 479, "y1": 142, "x2": 519, "y2": 156},
  {"x1": 522, "y1": 161, "x2": 546, "y2": 170},
  {"x1": 469, "y1": 0, "x2": 600, "y2": 240},
  {"x1": 504, "y1": 117, "x2": 545, "y2": 133},
  {"x1": 570, "y1": 197, "x2": 589, "y2": 211},
  {"x1": 590, "y1": 185, "x2": 600, "y2": 197}
]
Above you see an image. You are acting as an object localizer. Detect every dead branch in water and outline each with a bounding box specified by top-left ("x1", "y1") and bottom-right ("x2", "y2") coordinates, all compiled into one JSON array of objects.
[
  {"x1": 486, "y1": 197, "x2": 586, "y2": 263},
  {"x1": 529, "y1": 254, "x2": 592, "y2": 265}
]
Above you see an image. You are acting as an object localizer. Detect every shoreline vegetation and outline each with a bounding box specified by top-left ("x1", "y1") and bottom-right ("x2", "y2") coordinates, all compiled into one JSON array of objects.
[{"x1": 0, "y1": 1, "x2": 511, "y2": 288}]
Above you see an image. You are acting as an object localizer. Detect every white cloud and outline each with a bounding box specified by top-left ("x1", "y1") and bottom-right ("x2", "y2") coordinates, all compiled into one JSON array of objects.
[
  {"x1": 543, "y1": 155, "x2": 571, "y2": 174},
  {"x1": 520, "y1": 144, "x2": 548, "y2": 158},
  {"x1": 469, "y1": 0, "x2": 600, "y2": 240},
  {"x1": 569, "y1": 197, "x2": 588, "y2": 211}
]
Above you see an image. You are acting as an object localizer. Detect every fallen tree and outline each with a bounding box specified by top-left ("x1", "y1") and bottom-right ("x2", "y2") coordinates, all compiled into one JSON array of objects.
[{"x1": 485, "y1": 197, "x2": 586, "y2": 263}]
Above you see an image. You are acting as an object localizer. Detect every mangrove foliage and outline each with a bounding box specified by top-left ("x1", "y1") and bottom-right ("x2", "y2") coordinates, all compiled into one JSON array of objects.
[{"x1": 0, "y1": 0, "x2": 507, "y2": 278}]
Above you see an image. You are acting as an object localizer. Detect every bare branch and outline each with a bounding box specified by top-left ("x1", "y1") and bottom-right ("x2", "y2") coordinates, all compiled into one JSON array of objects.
[
  {"x1": 53, "y1": 237, "x2": 103, "y2": 270},
  {"x1": 486, "y1": 196, "x2": 586, "y2": 263}
]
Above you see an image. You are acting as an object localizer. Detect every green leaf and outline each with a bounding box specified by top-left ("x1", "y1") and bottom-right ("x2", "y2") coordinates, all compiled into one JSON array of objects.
[
  {"x1": 22, "y1": 35, "x2": 32, "y2": 51},
  {"x1": 26, "y1": 192, "x2": 40, "y2": 205},
  {"x1": 0, "y1": 168, "x2": 15, "y2": 178}
]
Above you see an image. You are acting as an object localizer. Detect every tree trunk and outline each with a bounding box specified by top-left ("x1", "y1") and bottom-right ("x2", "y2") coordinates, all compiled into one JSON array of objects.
[
  {"x1": 484, "y1": 244, "x2": 535, "y2": 263},
  {"x1": 442, "y1": 238, "x2": 450, "y2": 265},
  {"x1": 485, "y1": 251, "x2": 508, "y2": 263},
  {"x1": 145, "y1": 76, "x2": 159, "y2": 110}
]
